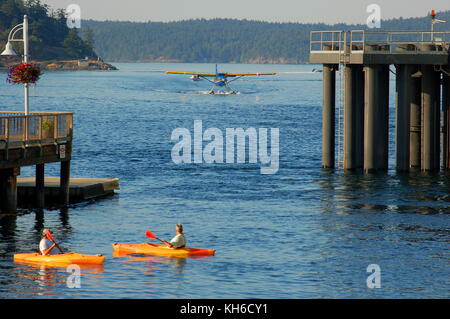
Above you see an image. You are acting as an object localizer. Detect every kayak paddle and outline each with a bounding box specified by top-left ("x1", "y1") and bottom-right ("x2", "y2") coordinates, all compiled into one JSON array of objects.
[
  {"x1": 46, "y1": 231, "x2": 64, "y2": 253},
  {"x1": 145, "y1": 230, "x2": 169, "y2": 246}
]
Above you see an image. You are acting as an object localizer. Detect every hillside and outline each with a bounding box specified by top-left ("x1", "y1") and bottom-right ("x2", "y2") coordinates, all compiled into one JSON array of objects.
[{"x1": 83, "y1": 11, "x2": 450, "y2": 64}]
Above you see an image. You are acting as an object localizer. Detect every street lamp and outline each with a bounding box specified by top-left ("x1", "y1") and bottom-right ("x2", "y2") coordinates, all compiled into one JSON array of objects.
[{"x1": 1, "y1": 15, "x2": 30, "y2": 115}]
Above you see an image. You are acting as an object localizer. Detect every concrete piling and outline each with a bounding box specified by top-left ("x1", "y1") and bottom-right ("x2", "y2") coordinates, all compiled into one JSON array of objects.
[
  {"x1": 343, "y1": 65, "x2": 355, "y2": 170},
  {"x1": 60, "y1": 160, "x2": 71, "y2": 205},
  {"x1": 363, "y1": 65, "x2": 377, "y2": 173},
  {"x1": 421, "y1": 65, "x2": 439, "y2": 171},
  {"x1": 343, "y1": 65, "x2": 365, "y2": 170},
  {"x1": 395, "y1": 64, "x2": 414, "y2": 171},
  {"x1": 410, "y1": 69, "x2": 422, "y2": 170},
  {"x1": 363, "y1": 65, "x2": 390, "y2": 172},
  {"x1": 311, "y1": 31, "x2": 449, "y2": 174},
  {"x1": 322, "y1": 64, "x2": 337, "y2": 169}
]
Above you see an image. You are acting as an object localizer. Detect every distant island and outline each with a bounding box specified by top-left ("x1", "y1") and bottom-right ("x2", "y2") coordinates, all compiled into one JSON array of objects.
[
  {"x1": 83, "y1": 11, "x2": 450, "y2": 64},
  {"x1": 0, "y1": 0, "x2": 116, "y2": 70}
]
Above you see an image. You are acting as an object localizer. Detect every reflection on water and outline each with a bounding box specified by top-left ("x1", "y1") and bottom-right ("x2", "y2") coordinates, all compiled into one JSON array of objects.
[
  {"x1": 11, "y1": 263, "x2": 105, "y2": 297},
  {"x1": 318, "y1": 170, "x2": 450, "y2": 216},
  {"x1": 113, "y1": 251, "x2": 187, "y2": 274}
]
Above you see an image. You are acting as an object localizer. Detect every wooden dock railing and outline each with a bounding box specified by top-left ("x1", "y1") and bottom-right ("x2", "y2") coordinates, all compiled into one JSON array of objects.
[{"x1": 0, "y1": 111, "x2": 73, "y2": 149}]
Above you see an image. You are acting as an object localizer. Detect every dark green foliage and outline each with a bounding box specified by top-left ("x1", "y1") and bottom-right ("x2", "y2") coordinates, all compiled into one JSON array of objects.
[
  {"x1": 0, "y1": 0, "x2": 96, "y2": 60},
  {"x1": 83, "y1": 11, "x2": 450, "y2": 63}
]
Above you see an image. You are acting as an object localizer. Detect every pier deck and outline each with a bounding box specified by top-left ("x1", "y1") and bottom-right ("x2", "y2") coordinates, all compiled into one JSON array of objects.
[
  {"x1": 17, "y1": 177, "x2": 120, "y2": 206},
  {"x1": 310, "y1": 30, "x2": 450, "y2": 65}
]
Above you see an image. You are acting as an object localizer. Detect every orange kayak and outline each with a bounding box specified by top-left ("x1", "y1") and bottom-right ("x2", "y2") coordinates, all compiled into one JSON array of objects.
[
  {"x1": 112, "y1": 243, "x2": 215, "y2": 258},
  {"x1": 14, "y1": 252, "x2": 105, "y2": 265}
]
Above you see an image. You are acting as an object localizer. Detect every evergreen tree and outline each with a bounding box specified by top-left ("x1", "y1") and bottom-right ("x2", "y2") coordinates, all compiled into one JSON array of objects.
[{"x1": 0, "y1": 0, "x2": 97, "y2": 60}]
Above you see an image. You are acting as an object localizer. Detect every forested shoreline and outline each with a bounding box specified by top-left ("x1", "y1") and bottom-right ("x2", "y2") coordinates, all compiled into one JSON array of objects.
[{"x1": 84, "y1": 11, "x2": 450, "y2": 64}]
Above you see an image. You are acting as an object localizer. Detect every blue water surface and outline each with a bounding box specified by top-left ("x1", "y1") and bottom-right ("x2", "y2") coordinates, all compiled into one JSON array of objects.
[{"x1": 0, "y1": 63, "x2": 448, "y2": 298}]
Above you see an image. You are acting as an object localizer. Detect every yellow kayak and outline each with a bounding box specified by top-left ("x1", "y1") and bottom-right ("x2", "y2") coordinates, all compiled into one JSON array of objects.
[
  {"x1": 14, "y1": 252, "x2": 105, "y2": 266},
  {"x1": 112, "y1": 243, "x2": 215, "y2": 258}
]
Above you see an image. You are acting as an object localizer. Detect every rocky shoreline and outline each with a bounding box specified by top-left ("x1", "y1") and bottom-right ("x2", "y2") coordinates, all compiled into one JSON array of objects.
[{"x1": 0, "y1": 59, "x2": 118, "y2": 71}]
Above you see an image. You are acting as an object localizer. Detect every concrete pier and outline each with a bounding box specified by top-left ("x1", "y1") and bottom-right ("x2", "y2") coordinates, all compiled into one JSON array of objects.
[
  {"x1": 322, "y1": 64, "x2": 336, "y2": 169},
  {"x1": 311, "y1": 29, "x2": 450, "y2": 173}
]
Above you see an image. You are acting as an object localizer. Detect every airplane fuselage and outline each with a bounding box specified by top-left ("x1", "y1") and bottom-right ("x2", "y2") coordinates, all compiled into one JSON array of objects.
[{"x1": 214, "y1": 73, "x2": 228, "y2": 86}]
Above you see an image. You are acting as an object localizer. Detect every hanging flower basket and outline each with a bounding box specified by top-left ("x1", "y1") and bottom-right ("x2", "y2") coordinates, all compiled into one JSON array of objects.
[{"x1": 7, "y1": 63, "x2": 42, "y2": 84}]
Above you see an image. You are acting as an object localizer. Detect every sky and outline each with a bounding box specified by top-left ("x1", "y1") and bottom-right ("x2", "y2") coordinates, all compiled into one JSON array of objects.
[{"x1": 41, "y1": 0, "x2": 450, "y2": 24}]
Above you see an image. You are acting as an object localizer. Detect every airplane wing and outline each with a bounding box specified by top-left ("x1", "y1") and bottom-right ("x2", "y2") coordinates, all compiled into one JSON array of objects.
[
  {"x1": 165, "y1": 71, "x2": 216, "y2": 77},
  {"x1": 226, "y1": 72, "x2": 276, "y2": 77}
]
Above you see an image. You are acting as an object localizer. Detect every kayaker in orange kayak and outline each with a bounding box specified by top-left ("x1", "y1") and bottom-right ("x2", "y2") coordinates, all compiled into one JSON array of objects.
[
  {"x1": 39, "y1": 229, "x2": 62, "y2": 256},
  {"x1": 161, "y1": 224, "x2": 187, "y2": 249}
]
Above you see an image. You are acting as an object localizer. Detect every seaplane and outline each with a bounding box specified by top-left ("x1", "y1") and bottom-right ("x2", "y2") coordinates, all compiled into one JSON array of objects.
[{"x1": 166, "y1": 64, "x2": 276, "y2": 94}]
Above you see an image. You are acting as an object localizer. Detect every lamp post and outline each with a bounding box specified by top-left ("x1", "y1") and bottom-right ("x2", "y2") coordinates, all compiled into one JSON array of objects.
[{"x1": 1, "y1": 15, "x2": 30, "y2": 115}]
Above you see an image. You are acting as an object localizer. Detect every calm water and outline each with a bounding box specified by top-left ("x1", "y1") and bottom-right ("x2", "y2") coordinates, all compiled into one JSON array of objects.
[{"x1": 0, "y1": 63, "x2": 448, "y2": 298}]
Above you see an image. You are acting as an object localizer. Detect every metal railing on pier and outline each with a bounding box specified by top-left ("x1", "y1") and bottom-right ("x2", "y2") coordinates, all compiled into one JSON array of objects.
[{"x1": 310, "y1": 30, "x2": 450, "y2": 53}]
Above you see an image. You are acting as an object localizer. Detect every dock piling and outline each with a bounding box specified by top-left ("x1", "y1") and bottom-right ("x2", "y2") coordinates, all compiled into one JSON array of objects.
[
  {"x1": 311, "y1": 30, "x2": 450, "y2": 173},
  {"x1": 421, "y1": 65, "x2": 439, "y2": 171},
  {"x1": 60, "y1": 160, "x2": 71, "y2": 205},
  {"x1": 444, "y1": 72, "x2": 450, "y2": 169},
  {"x1": 322, "y1": 64, "x2": 337, "y2": 169},
  {"x1": 0, "y1": 168, "x2": 19, "y2": 213},
  {"x1": 36, "y1": 164, "x2": 45, "y2": 208},
  {"x1": 410, "y1": 69, "x2": 422, "y2": 170},
  {"x1": 395, "y1": 64, "x2": 414, "y2": 171}
]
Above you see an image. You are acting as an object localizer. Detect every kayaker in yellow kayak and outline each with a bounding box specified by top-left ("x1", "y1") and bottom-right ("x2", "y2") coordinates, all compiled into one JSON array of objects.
[
  {"x1": 161, "y1": 224, "x2": 186, "y2": 249},
  {"x1": 39, "y1": 229, "x2": 61, "y2": 256}
]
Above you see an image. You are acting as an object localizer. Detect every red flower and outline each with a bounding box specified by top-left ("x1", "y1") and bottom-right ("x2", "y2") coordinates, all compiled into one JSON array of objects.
[{"x1": 7, "y1": 63, "x2": 42, "y2": 84}]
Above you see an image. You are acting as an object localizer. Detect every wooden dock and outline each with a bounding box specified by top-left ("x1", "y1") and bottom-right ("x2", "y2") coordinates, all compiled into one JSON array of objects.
[
  {"x1": 1, "y1": 111, "x2": 74, "y2": 212},
  {"x1": 17, "y1": 177, "x2": 120, "y2": 207}
]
